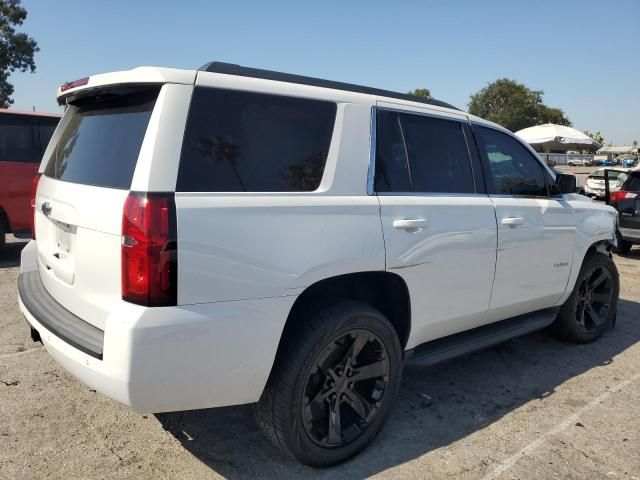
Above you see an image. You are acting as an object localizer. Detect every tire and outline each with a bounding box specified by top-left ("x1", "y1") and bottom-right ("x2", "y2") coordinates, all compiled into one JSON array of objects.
[
  {"x1": 613, "y1": 231, "x2": 633, "y2": 255},
  {"x1": 255, "y1": 300, "x2": 403, "y2": 468},
  {"x1": 553, "y1": 251, "x2": 619, "y2": 343}
]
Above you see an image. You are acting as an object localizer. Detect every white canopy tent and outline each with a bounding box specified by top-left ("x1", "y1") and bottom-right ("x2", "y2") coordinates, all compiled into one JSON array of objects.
[{"x1": 515, "y1": 124, "x2": 601, "y2": 152}]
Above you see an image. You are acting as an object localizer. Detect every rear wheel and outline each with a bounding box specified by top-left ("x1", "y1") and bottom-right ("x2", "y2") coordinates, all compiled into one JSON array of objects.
[
  {"x1": 255, "y1": 301, "x2": 403, "y2": 467},
  {"x1": 554, "y1": 251, "x2": 619, "y2": 343}
]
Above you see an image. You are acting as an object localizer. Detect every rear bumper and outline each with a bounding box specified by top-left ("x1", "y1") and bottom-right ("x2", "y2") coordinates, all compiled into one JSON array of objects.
[
  {"x1": 18, "y1": 271, "x2": 104, "y2": 359},
  {"x1": 18, "y1": 242, "x2": 295, "y2": 413},
  {"x1": 584, "y1": 185, "x2": 605, "y2": 197}
]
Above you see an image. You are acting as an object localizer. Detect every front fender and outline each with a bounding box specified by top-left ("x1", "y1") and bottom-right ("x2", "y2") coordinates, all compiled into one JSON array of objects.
[{"x1": 555, "y1": 203, "x2": 617, "y2": 306}]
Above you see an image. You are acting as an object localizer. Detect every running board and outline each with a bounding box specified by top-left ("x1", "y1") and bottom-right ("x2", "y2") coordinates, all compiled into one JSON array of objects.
[{"x1": 406, "y1": 308, "x2": 559, "y2": 366}]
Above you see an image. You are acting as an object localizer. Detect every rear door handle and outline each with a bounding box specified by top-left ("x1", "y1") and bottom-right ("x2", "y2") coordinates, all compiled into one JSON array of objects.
[
  {"x1": 501, "y1": 217, "x2": 525, "y2": 227},
  {"x1": 393, "y1": 219, "x2": 428, "y2": 230}
]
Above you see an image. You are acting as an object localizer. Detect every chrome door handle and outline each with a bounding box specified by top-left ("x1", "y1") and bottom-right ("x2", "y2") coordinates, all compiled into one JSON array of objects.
[
  {"x1": 501, "y1": 217, "x2": 525, "y2": 227},
  {"x1": 393, "y1": 219, "x2": 428, "y2": 230}
]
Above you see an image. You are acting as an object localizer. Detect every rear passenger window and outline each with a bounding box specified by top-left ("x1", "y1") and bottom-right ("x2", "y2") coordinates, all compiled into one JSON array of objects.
[
  {"x1": 399, "y1": 114, "x2": 475, "y2": 194},
  {"x1": 374, "y1": 110, "x2": 411, "y2": 192},
  {"x1": 177, "y1": 88, "x2": 337, "y2": 192},
  {"x1": 475, "y1": 126, "x2": 548, "y2": 197},
  {"x1": 0, "y1": 114, "x2": 36, "y2": 163}
]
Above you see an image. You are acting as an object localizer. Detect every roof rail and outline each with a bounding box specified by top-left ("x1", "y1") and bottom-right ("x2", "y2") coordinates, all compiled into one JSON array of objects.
[{"x1": 198, "y1": 62, "x2": 459, "y2": 111}]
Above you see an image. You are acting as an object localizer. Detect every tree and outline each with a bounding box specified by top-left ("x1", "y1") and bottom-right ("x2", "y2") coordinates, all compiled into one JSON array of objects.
[
  {"x1": 468, "y1": 78, "x2": 571, "y2": 132},
  {"x1": 583, "y1": 130, "x2": 605, "y2": 145},
  {"x1": 407, "y1": 88, "x2": 432, "y2": 100},
  {"x1": 633, "y1": 140, "x2": 638, "y2": 147},
  {"x1": 0, "y1": 0, "x2": 38, "y2": 107}
]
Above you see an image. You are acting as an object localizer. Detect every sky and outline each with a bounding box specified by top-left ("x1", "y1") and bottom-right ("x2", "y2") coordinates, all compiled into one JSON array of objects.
[{"x1": 9, "y1": 0, "x2": 640, "y2": 145}]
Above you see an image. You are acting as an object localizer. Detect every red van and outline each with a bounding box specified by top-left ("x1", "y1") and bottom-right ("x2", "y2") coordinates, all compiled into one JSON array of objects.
[{"x1": 0, "y1": 109, "x2": 60, "y2": 248}]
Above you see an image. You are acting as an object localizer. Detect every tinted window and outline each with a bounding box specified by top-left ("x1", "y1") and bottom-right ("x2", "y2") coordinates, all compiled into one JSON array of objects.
[
  {"x1": 0, "y1": 114, "x2": 36, "y2": 163},
  {"x1": 177, "y1": 88, "x2": 337, "y2": 192},
  {"x1": 374, "y1": 110, "x2": 411, "y2": 192},
  {"x1": 399, "y1": 114, "x2": 475, "y2": 193},
  {"x1": 624, "y1": 174, "x2": 640, "y2": 192},
  {"x1": 37, "y1": 119, "x2": 59, "y2": 156},
  {"x1": 44, "y1": 88, "x2": 158, "y2": 189},
  {"x1": 475, "y1": 126, "x2": 547, "y2": 196}
]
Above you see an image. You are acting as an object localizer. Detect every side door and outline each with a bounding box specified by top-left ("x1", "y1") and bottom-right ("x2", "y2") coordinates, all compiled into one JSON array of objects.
[
  {"x1": 375, "y1": 107, "x2": 498, "y2": 348},
  {"x1": 472, "y1": 124, "x2": 576, "y2": 317}
]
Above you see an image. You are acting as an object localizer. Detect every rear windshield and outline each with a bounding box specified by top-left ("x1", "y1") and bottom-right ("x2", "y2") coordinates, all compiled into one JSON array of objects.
[
  {"x1": 44, "y1": 87, "x2": 159, "y2": 189},
  {"x1": 591, "y1": 170, "x2": 624, "y2": 180},
  {"x1": 625, "y1": 175, "x2": 640, "y2": 192}
]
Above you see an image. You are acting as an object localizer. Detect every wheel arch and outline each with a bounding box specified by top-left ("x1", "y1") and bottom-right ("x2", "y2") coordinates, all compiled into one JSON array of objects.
[
  {"x1": 278, "y1": 271, "x2": 412, "y2": 352},
  {"x1": 557, "y1": 237, "x2": 615, "y2": 306}
]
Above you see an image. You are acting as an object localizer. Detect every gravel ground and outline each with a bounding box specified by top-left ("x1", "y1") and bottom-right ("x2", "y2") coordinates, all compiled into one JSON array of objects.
[{"x1": 1, "y1": 235, "x2": 639, "y2": 480}]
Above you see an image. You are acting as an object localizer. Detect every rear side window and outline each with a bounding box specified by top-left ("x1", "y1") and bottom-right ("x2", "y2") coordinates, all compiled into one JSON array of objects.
[
  {"x1": 44, "y1": 88, "x2": 158, "y2": 189},
  {"x1": 399, "y1": 113, "x2": 475, "y2": 193},
  {"x1": 0, "y1": 114, "x2": 36, "y2": 163},
  {"x1": 475, "y1": 126, "x2": 548, "y2": 197},
  {"x1": 374, "y1": 110, "x2": 411, "y2": 192},
  {"x1": 177, "y1": 87, "x2": 337, "y2": 192}
]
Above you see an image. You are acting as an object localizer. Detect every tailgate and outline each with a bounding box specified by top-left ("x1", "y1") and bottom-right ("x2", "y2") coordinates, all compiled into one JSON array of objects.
[{"x1": 34, "y1": 87, "x2": 159, "y2": 329}]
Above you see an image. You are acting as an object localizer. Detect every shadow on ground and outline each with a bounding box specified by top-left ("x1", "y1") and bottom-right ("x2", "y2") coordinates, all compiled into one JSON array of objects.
[
  {"x1": 0, "y1": 238, "x2": 27, "y2": 268},
  {"x1": 157, "y1": 298, "x2": 640, "y2": 479}
]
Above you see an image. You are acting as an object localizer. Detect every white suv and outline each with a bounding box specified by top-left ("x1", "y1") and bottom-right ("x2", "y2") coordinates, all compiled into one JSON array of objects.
[{"x1": 18, "y1": 62, "x2": 620, "y2": 467}]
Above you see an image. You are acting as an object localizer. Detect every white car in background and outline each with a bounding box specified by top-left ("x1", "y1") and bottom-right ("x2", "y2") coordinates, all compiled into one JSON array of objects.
[
  {"x1": 585, "y1": 168, "x2": 629, "y2": 199},
  {"x1": 567, "y1": 158, "x2": 593, "y2": 167}
]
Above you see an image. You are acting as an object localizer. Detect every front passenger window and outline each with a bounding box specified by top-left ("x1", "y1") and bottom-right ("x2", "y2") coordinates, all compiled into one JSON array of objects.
[{"x1": 475, "y1": 126, "x2": 548, "y2": 197}]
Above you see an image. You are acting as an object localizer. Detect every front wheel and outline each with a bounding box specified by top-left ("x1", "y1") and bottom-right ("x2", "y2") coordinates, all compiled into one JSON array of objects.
[
  {"x1": 255, "y1": 301, "x2": 403, "y2": 467},
  {"x1": 553, "y1": 251, "x2": 619, "y2": 343}
]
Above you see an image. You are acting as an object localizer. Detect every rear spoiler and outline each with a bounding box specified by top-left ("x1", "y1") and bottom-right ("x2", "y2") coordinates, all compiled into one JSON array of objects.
[{"x1": 56, "y1": 67, "x2": 196, "y2": 105}]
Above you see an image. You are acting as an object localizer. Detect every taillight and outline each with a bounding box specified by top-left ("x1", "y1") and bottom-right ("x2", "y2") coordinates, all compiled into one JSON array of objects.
[
  {"x1": 30, "y1": 173, "x2": 41, "y2": 239},
  {"x1": 121, "y1": 192, "x2": 177, "y2": 307},
  {"x1": 610, "y1": 191, "x2": 638, "y2": 204}
]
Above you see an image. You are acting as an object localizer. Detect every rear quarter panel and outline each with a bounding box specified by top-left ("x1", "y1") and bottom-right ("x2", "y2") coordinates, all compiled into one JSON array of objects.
[{"x1": 174, "y1": 102, "x2": 384, "y2": 304}]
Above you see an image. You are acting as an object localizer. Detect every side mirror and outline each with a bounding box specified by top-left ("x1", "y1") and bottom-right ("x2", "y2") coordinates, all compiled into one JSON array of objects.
[{"x1": 552, "y1": 173, "x2": 576, "y2": 196}]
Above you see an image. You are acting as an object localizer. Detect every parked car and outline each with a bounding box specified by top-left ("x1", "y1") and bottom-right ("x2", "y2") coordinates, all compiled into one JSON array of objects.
[
  {"x1": 18, "y1": 63, "x2": 620, "y2": 467},
  {"x1": 594, "y1": 158, "x2": 616, "y2": 167},
  {"x1": 0, "y1": 109, "x2": 60, "y2": 248},
  {"x1": 609, "y1": 170, "x2": 640, "y2": 254},
  {"x1": 585, "y1": 168, "x2": 629, "y2": 199},
  {"x1": 567, "y1": 158, "x2": 593, "y2": 167},
  {"x1": 621, "y1": 157, "x2": 638, "y2": 169}
]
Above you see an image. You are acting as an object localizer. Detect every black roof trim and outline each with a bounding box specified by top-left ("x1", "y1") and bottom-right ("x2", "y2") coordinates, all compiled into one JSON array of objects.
[{"x1": 198, "y1": 62, "x2": 460, "y2": 111}]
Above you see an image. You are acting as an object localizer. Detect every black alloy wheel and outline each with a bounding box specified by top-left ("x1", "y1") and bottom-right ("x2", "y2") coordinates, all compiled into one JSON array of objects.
[
  {"x1": 255, "y1": 301, "x2": 402, "y2": 467},
  {"x1": 573, "y1": 265, "x2": 615, "y2": 334},
  {"x1": 553, "y1": 251, "x2": 619, "y2": 343},
  {"x1": 301, "y1": 329, "x2": 390, "y2": 448}
]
